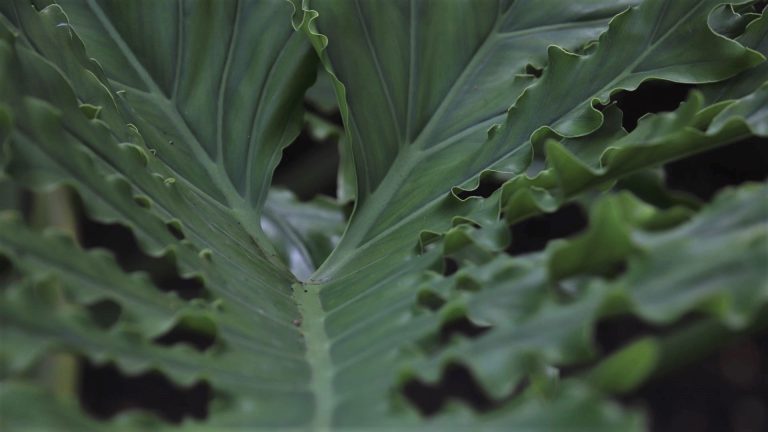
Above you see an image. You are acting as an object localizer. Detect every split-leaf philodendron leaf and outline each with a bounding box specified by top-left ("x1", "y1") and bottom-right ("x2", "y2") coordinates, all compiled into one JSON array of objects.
[{"x1": 0, "y1": 0, "x2": 766, "y2": 430}]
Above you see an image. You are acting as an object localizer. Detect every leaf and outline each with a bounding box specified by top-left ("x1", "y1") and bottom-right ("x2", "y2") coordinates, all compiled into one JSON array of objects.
[
  {"x1": 262, "y1": 188, "x2": 345, "y2": 279},
  {"x1": 702, "y1": 11, "x2": 768, "y2": 103},
  {"x1": 586, "y1": 337, "x2": 659, "y2": 394},
  {"x1": 500, "y1": 85, "x2": 768, "y2": 224},
  {"x1": 283, "y1": 0, "x2": 765, "y2": 425},
  {"x1": 0, "y1": 382, "x2": 149, "y2": 431},
  {"x1": 412, "y1": 183, "x2": 768, "y2": 398},
  {"x1": 303, "y1": 111, "x2": 355, "y2": 204},
  {"x1": 709, "y1": 81, "x2": 768, "y2": 136},
  {"x1": 56, "y1": 0, "x2": 315, "y2": 211},
  {"x1": 294, "y1": 0, "x2": 763, "y2": 283},
  {"x1": 1, "y1": 0, "x2": 768, "y2": 430},
  {"x1": 0, "y1": 2, "x2": 319, "y2": 428},
  {"x1": 298, "y1": 0, "x2": 642, "y2": 197},
  {"x1": 0, "y1": 213, "x2": 318, "y2": 426}
]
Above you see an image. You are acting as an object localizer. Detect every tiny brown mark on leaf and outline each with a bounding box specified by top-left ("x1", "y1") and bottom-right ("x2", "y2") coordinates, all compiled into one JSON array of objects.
[{"x1": 292, "y1": 319, "x2": 302, "y2": 327}]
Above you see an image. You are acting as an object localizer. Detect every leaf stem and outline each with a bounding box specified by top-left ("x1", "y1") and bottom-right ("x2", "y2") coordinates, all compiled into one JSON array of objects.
[{"x1": 31, "y1": 187, "x2": 79, "y2": 399}]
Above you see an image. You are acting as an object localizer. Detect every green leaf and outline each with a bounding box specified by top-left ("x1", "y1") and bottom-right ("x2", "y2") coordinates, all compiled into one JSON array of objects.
[
  {"x1": 56, "y1": 0, "x2": 315, "y2": 211},
  {"x1": 412, "y1": 183, "x2": 768, "y2": 398},
  {"x1": 1, "y1": 0, "x2": 767, "y2": 430},
  {"x1": 299, "y1": 0, "x2": 642, "y2": 198},
  {"x1": 500, "y1": 84, "x2": 768, "y2": 224},
  {"x1": 702, "y1": 11, "x2": 768, "y2": 103},
  {"x1": 587, "y1": 337, "x2": 660, "y2": 394},
  {"x1": 1, "y1": 2, "x2": 318, "y2": 428},
  {"x1": 295, "y1": 0, "x2": 763, "y2": 282},
  {"x1": 262, "y1": 188, "x2": 345, "y2": 279}
]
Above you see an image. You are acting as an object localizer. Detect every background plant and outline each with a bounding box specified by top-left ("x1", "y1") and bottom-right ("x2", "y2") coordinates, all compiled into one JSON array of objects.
[{"x1": 0, "y1": 0, "x2": 766, "y2": 430}]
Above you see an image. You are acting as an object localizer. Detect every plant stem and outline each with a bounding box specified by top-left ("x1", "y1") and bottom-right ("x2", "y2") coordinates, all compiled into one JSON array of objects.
[{"x1": 31, "y1": 187, "x2": 79, "y2": 399}]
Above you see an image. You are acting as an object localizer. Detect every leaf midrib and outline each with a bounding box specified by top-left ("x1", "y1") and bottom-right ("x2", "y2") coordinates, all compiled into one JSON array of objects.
[{"x1": 294, "y1": 283, "x2": 334, "y2": 431}]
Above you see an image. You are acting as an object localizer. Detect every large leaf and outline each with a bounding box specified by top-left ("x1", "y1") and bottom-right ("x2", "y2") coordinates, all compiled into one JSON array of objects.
[
  {"x1": 286, "y1": 0, "x2": 765, "y2": 422},
  {"x1": 312, "y1": 0, "x2": 640, "y2": 194},
  {"x1": 0, "y1": 0, "x2": 318, "y2": 428},
  {"x1": 1, "y1": 0, "x2": 767, "y2": 430},
  {"x1": 55, "y1": 0, "x2": 314, "y2": 213},
  {"x1": 296, "y1": 0, "x2": 762, "y2": 281}
]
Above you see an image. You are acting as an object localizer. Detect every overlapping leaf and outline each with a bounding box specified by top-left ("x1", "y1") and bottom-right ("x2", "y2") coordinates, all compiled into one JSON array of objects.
[
  {"x1": 412, "y1": 184, "x2": 768, "y2": 396},
  {"x1": 0, "y1": 0, "x2": 319, "y2": 428},
  {"x1": 283, "y1": 0, "x2": 767, "y2": 422},
  {"x1": 1, "y1": 0, "x2": 767, "y2": 430}
]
